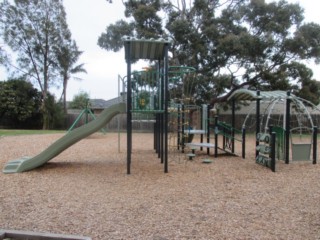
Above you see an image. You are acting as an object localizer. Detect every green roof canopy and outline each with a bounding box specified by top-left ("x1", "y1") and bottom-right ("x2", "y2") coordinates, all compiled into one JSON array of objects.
[
  {"x1": 124, "y1": 37, "x2": 171, "y2": 61},
  {"x1": 227, "y1": 89, "x2": 294, "y2": 101}
]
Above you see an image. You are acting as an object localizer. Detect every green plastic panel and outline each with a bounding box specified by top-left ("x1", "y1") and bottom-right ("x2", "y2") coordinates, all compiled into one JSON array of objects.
[{"x1": 291, "y1": 143, "x2": 311, "y2": 161}]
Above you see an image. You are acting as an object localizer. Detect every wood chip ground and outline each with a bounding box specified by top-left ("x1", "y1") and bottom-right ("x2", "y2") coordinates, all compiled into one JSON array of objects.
[{"x1": 0, "y1": 133, "x2": 319, "y2": 239}]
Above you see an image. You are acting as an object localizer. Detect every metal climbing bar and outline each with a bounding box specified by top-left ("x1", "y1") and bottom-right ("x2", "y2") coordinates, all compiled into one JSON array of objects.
[{"x1": 212, "y1": 116, "x2": 246, "y2": 158}]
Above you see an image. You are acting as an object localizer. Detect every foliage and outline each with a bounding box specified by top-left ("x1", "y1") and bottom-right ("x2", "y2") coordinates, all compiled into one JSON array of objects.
[
  {"x1": 0, "y1": 79, "x2": 42, "y2": 128},
  {"x1": 0, "y1": 45, "x2": 7, "y2": 65},
  {"x1": 98, "y1": 0, "x2": 320, "y2": 105},
  {"x1": 69, "y1": 92, "x2": 91, "y2": 109},
  {"x1": 44, "y1": 93, "x2": 66, "y2": 129},
  {"x1": 131, "y1": 70, "x2": 159, "y2": 91},
  {"x1": 56, "y1": 40, "x2": 87, "y2": 113},
  {"x1": 0, "y1": 0, "x2": 79, "y2": 128}
]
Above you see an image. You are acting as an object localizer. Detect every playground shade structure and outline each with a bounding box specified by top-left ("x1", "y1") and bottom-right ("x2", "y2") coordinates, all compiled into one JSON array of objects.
[{"x1": 2, "y1": 103, "x2": 126, "y2": 174}]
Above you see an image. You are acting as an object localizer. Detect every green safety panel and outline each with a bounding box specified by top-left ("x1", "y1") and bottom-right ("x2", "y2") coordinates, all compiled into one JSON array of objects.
[
  {"x1": 272, "y1": 126, "x2": 285, "y2": 160},
  {"x1": 291, "y1": 143, "x2": 311, "y2": 161}
]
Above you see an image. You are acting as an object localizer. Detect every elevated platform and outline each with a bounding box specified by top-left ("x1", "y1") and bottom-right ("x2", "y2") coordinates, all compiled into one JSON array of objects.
[
  {"x1": 185, "y1": 129, "x2": 206, "y2": 135},
  {"x1": 185, "y1": 142, "x2": 215, "y2": 148}
]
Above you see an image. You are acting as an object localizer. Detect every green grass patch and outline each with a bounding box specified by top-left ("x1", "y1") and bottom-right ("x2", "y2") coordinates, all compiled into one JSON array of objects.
[{"x1": 0, "y1": 129, "x2": 66, "y2": 136}]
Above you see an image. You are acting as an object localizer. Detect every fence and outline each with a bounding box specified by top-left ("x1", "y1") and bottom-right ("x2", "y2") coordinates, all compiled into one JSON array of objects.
[
  {"x1": 66, "y1": 113, "x2": 155, "y2": 132},
  {"x1": 66, "y1": 111, "x2": 320, "y2": 134}
]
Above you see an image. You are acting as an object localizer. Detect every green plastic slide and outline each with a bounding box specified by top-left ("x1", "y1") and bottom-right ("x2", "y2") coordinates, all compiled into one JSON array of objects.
[{"x1": 3, "y1": 102, "x2": 126, "y2": 174}]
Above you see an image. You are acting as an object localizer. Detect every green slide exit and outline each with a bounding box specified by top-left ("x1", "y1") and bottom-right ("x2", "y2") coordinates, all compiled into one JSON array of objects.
[{"x1": 3, "y1": 102, "x2": 126, "y2": 174}]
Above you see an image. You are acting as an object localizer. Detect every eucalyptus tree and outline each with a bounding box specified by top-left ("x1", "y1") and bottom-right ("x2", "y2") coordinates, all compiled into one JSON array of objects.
[
  {"x1": 98, "y1": 0, "x2": 320, "y2": 105},
  {"x1": 0, "y1": 46, "x2": 5, "y2": 65},
  {"x1": 0, "y1": 0, "x2": 75, "y2": 129}
]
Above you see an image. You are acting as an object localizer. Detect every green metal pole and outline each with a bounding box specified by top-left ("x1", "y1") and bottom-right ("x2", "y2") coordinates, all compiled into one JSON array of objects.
[
  {"x1": 271, "y1": 131, "x2": 276, "y2": 172},
  {"x1": 125, "y1": 41, "x2": 132, "y2": 175},
  {"x1": 231, "y1": 99, "x2": 235, "y2": 154},
  {"x1": 68, "y1": 109, "x2": 87, "y2": 133},
  {"x1": 285, "y1": 91, "x2": 291, "y2": 164},
  {"x1": 256, "y1": 90, "x2": 260, "y2": 158},
  {"x1": 313, "y1": 126, "x2": 317, "y2": 164},
  {"x1": 164, "y1": 42, "x2": 169, "y2": 173}
]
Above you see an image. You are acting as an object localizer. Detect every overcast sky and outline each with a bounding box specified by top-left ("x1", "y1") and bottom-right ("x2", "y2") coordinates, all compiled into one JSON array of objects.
[{"x1": 0, "y1": 0, "x2": 319, "y2": 101}]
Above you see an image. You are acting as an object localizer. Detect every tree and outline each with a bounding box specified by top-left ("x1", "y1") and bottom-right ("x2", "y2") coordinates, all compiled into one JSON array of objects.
[
  {"x1": 69, "y1": 92, "x2": 91, "y2": 110},
  {"x1": 0, "y1": 0, "x2": 77, "y2": 128},
  {"x1": 0, "y1": 45, "x2": 6, "y2": 65},
  {"x1": 98, "y1": 0, "x2": 320, "y2": 106},
  {"x1": 0, "y1": 79, "x2": 42, "y2": 128},
  {"x1": 56, "y1": 40, "x2": 87, "y2": 114},
  {"x1": 44, "y1": 92, "x2": 65, "y2": 129}
]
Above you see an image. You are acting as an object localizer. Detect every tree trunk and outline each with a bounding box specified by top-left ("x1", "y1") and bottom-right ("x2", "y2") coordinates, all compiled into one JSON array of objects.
[
  {"x1": 63, "y1": 75, "x2": 68, "y2": 114},
  {"x1": 42, "y1": 93, "x2": 49, "y2": 130}
]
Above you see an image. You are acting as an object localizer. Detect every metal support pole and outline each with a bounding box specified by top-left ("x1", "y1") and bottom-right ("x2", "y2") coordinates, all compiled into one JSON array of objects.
[
  {"x1": 181, "y1": 104, "x2": 185, "y2": 153},
  {"x1": 285, "y1": 91, "x2": 291, "y2": 164},
  {"x1": 242, "y1": 128, "x2": 246, "y2": 159},
  {"x1": 313, "y1": 126, "x2": 317, "y2": 164},
  {"x1": 200, "y1": 105, "x2": 204, "y2": 151},
  {"x1": 125, "y1": 41, "x2": 132, "y2": 174},
  {"x1": 177, "y1": 104, "x2": 181, "y2": 150},
  {"x1": 207, "y1": 106, "x2": 210, "y2": 155},
  {"x1": 256, "y1": 90, "x2": 260, "y2": 158},
  {"x1": 214, "y1": 116, "x2": 218, "y2": 157},
  {"x1": 271, "y1": 132, "x2": 276, "y2": 172},
  {"x1": 160, "y1": 62, "x2": 164, "y2": 164},
  {"x1": 231, "y1": 99, "x2": 235, "y2": 154},
  {"x1": 154, "y1": 121, "x2": 156, "y2": 151},
  {"x1": 223, "y1": 130, "x2": 226, "y2": 150},
  {"x1": 164, "y1": 43, "x2": 169, "y2": 173},
  {"x1": 156, "y1": 113, "x2": 160, "y2": 156}
]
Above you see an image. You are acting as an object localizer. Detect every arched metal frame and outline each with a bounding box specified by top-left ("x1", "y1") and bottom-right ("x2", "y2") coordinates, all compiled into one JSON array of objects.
[{"x1": 227, "y1": 89, "x2": 318, "y2": 164}]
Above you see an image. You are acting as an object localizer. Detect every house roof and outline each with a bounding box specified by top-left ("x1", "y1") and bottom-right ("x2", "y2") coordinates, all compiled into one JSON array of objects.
[
  {"x1": 89, "y1": 99, "x2": 108, "y2": 108},
  {"x1": 89, "y1": 95, "x2": 127, "y2": 109}
]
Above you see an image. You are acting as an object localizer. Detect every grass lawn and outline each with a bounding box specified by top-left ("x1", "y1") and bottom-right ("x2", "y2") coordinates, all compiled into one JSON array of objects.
[{"x1": 0, "y1": 129, "x2": 66, "y2": 136}]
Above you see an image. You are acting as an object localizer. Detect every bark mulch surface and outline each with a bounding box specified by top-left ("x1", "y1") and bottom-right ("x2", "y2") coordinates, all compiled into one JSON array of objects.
[{"x1": 0, "y1": 133, "x2": 319, "y2": 239}]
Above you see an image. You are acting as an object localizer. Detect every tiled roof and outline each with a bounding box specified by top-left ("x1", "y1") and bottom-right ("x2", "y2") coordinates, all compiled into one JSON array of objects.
[{"x1": 89, "y1": 95, "x2": 127, "y2": 109}]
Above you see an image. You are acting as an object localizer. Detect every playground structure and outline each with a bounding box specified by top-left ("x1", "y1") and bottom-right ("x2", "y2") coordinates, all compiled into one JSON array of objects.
[
  {"x1": 168, "y1": 101, "x2": 246, "y2": 160},
  {"x1": 3, "y1": 37, "x2": 172, "y2": 174},
  {"x1": 227, "y1": 89, "x2": 318, "y2": 171},
  {"x1": 256, "y1": 127, "x2": 276, "y2": 172},
  {"x1": 174, "y1": 88, "x2": 319, "y2": 171},
  {"x1": 124, "y1": 37, "x2": 171, "y2": 174},
  {"x1": 2, "y1": 37, "x2": 319, "y2": 174}
]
